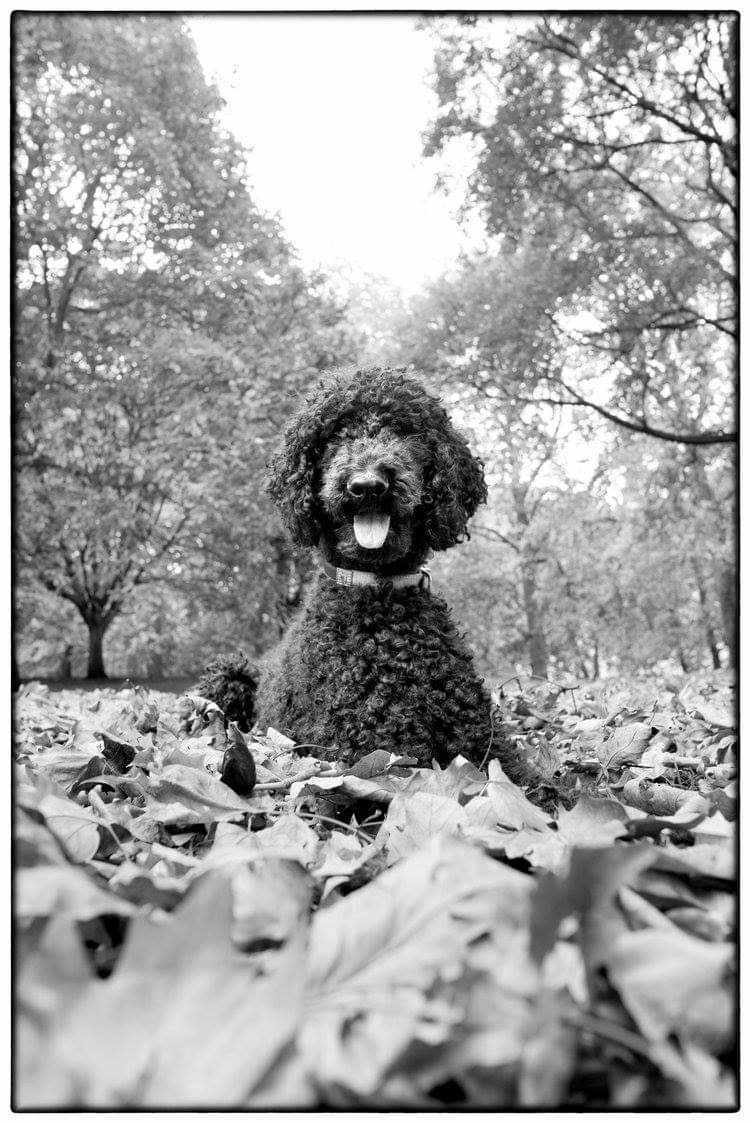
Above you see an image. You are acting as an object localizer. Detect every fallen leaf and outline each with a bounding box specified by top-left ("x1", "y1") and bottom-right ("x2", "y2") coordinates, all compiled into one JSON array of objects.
[
  {"x1": 37, "y1": 794, "x2": 102, "y2": 862},
  {"x1": 668, "y1": 907, "x2": 731, "y2": 943},
  {"x1": 483, "y1": 759, "x2": 552, "y2": 830},
  {"x1": 377, "y1": 791, "x2": 466, "y2": 862},
  {"x1": 16, "y1": 914, "x2": 93, "y2": 1109},
  {"x1": 300, "y1": 838, "x2": 534, "y2": 1097},
  {"x1": 16, "y1": 864, "x2": 136, "y2": 924},
  {"x1": 43, "y1": 874, "x2": 308, "y2": 1107},
  {"x1": 99, "y1": 731, "x2": 137, "y2": 772},
  {"x1": 149, "y1": 763, "x2": 259, "y2": 814},
  {"x1": 623, "y1": 794, "x2": 710, "y2": 840},
  {"x1": 556, "y1": 796, "x2": 628, "y2": 847},
  {"x1": 402, "y1": 755, "x2": 488, "y2": 802},
  {"x1": 678, "y1": 685, "x2": 735, "y2": 730},
  {"x1": 23, "y1": 743, "x2": 101, "y2": 787},
  {"x1": 608, "y1": 928, "x2": 734, "y2": 1052},
  {"x1": 231, "y1": 859, "x2": 312, "y2": 951},
  {"x1": 291, "y1": 768, "x2": 411, "y2": 805},
  {"x1": 315, "y1": 829, "x2": 386, "y2": 897},
  {"x1": 518, "y1": 995, "x2": 578, "y2": 1106},
  {"x1": 651, "y1": 1040, "x2": 736, "y2": 1108},
  {"x1": 598, "y1": 722, "x2": 652, "y2": 769},
  {"x1": 207, "y1": 816, "x2": 321, "y2": 869},
  {"x1": 653, "y1": 840, "x2": 735, "y2": 883},
  {"x1": 107, "y1": 860, "x2": 189, "y2": 909},
  {"x1": 530, "y1": 842, "x2": 655, "y2": 978}
]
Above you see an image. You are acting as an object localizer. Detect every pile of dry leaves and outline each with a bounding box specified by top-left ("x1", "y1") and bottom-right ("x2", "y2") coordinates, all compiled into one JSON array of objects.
[{"x1": 14, "y1": 671, "x2": 736, "y2": 1108}]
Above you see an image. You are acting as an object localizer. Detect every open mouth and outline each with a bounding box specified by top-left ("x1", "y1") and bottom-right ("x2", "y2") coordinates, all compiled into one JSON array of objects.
[{"x1": 352, "y1": 512, "x2": 391, "y2": 549}]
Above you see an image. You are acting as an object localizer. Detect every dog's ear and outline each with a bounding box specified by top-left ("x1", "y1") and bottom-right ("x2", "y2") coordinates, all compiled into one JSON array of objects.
[
  {"x1": 266, "y1": 370, "x2": 353, "y2": 546},
  {"x1": 266, "y1": 442, "x2": 321, "y2": 547},
  {"x1": 422, "y1": 428, "x2": 487, "y2": 551}
]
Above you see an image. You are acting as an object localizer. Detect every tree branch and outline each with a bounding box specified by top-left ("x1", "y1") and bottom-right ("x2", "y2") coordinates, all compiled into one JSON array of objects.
[{"x1": 555, "y1": 377, "x2": 736, "y2": 445}]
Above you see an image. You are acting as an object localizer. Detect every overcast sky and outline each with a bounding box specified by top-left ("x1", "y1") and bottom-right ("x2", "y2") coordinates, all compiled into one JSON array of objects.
[{"x1": 189, "y1": 14, "x2": 478, "y2": 295}]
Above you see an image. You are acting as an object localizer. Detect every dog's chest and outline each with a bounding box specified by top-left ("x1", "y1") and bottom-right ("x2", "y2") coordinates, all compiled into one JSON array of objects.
[
  {"x1": 302, "y1": 582, "x2": 464, "y2": 684},
  {"x1": 282, "y1": 577, "x2": 490, "y2": 763}
]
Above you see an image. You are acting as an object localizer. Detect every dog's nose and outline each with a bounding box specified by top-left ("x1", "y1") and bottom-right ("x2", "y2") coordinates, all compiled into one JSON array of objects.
[{"x1": 347, "y1": 470, "x2": 389, "y2": 499}]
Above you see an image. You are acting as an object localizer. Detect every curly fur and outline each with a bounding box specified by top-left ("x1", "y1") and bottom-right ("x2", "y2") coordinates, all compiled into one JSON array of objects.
[
  {"x1": 194, "y1": 651, "x2": 258, "y2": 733},
  {"x1": 256, "y1": 575, "x2": 494, "y2": 766},
  {"x1": 247, "y1": 365, "x2": 495, "y2": 768},
  {"x1": 267, "y1": 367, "x2": 487, "y2": 555},
  {"x1": 198, "y1": 367, "x2": 495, "y2": 766}
]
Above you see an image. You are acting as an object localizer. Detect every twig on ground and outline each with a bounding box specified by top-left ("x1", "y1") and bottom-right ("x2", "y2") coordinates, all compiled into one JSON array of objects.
[
  {"x1": 294, "y1": 810, "x2": 379, "y2": 845},
  {"x1": 497, "y1": 675, "x2": 524, "y2": 694},
  {"x1": 149, "y1": 841, "x2": 201, "y2": 867},
  {"x1": 254, "y1": 763, "x2": 344, "y2": 793},
  {"x1": 292, "y1": 743, "x2": 337, "y2": 755},
  {"x1": 479, "y1": 706, "x2": 498, "y2": 770}
]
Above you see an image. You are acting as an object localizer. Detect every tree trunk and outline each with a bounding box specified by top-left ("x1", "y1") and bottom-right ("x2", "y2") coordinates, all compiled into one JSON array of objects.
[
  {"x1": 707, "y1": 632, "x2": 722, "y2": 671},
  {"x1": 512, "y1": 485, "x2": 549, "y2": 679},
  {"x1": 86, "y1": 619, "x2": 108, "y2": 679},
  {"x1": 59, "y1": 644, "x2": 73, "y2": 679},
  {"x1": 718, "y1": 564, "x2": 736, "y2": 668},
  {"x1": 693, "y1": 564, "x2": 721, "y2": 670},
  {"x1": 520, "y1": 563, "x2": 548, "y2": 678}
]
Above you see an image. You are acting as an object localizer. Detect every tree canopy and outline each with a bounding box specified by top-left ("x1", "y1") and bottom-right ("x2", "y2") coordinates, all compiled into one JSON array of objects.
[
  {"x1": 14, "y1": 12, "x2": 736, "y2": 685},
  {"x1": 14, "y1": 14, "x2": 355, "y2": 677},
  {"x1": 423, "y1": 14, "x2": 736, "y2": 445}
]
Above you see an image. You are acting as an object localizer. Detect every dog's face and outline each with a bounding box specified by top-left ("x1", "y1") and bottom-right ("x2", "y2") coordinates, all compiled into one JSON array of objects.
[
  {"x1": 317, "y1": 417, "x2": 427, "y2": 568},
  {"x1": 267, "y1": 368, "x2": 487, "y2": 572}
]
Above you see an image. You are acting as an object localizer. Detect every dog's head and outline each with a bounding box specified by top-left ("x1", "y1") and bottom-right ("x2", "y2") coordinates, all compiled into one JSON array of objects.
[{"x1": 267, "y1": 367, "x2": 487, "y2": 571}]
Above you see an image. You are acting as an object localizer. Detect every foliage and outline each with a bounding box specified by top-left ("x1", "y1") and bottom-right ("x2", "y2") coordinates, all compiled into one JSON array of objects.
[
  {"x1": 15, "y1": 673, "x2": 736, "y2": 1108},
  {"x1": 390, "y1": 13, "x2": 737, "y2": 679},
  {"x1": 14, "y1": 14, "x2": 354, "y2": 677},
  {"x1": 423, "y1": 14, "x2": 736, "y2": 445},
  {"x1": 382, "y1": 362, "x2": 734, "y2": 680},
  {"x1": 14, "y1": 13, "x2": 736, "y2": 687}
]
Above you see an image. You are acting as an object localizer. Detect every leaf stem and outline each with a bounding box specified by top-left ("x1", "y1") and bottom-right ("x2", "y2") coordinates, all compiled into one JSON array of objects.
[{"x1": 563, "y1": 1010, "x2": 652, "y2": 1061}]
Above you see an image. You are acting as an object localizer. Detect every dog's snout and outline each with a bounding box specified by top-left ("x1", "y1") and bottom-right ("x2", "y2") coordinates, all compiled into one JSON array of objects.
[{"x1": 346, "y1": 470, "x2": 389, "y2": 499}]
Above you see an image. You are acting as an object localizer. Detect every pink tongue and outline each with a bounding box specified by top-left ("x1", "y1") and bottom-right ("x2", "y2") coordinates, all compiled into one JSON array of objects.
[{"x1": 353, "y1": 513, "x2": 391, "y2": 549}]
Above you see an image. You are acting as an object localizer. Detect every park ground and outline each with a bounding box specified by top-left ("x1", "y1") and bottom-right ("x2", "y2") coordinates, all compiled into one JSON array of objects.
[{"x1": 14, "y1": 667, "x2": 736, "y2": 1109}]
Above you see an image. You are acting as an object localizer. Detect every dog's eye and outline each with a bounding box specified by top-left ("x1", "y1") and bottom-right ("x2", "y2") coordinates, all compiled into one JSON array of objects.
[{"x1": 374, "y1": 462, "x2": 397, "y2": 483}]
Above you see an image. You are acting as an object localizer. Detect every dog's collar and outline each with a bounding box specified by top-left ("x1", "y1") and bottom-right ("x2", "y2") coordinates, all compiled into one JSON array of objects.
[{"x1": 321, "y1": 559, "x2": 431, "y2": 592}]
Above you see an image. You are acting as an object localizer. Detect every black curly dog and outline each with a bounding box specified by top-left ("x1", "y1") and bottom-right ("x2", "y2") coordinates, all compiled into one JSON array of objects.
[{"x1": 198, "y1": 367, "x2": 496, "y2": 768}]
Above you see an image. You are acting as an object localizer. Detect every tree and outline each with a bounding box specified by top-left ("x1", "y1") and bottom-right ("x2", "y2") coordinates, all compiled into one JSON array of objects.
[
  {"x1": 14, "y1": 14, "x2": 354, "y2": 677},
  {"x1": 409, "y1": 374, "x2": 582, "y2": 681},
  {"x1": 424, "y1": 14, "x2": 736, "y2": 446},
  {"x1": 397, "y1": 256, "x2": 736, "y2": 678}
]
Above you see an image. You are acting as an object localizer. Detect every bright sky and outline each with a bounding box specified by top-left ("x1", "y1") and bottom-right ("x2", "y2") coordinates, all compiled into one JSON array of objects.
[
  {"x1": 190, "y1": 14, "x2": 602, "y2": 483},
  {"x1": 189, "y1": 15, "x2": 477, "y2": 295}
]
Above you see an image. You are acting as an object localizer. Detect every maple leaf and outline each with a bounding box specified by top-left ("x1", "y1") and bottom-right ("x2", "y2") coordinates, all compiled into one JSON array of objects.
[
  {"x1": 299, "y1": 837, "x2": 534, "y2": 1098},
  {"x1": 377, "y1": 791, "x2": 467, "y2": 862},
  {"x1": 27, "y1": 874, "x2": 308, "y2": 1108}
]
